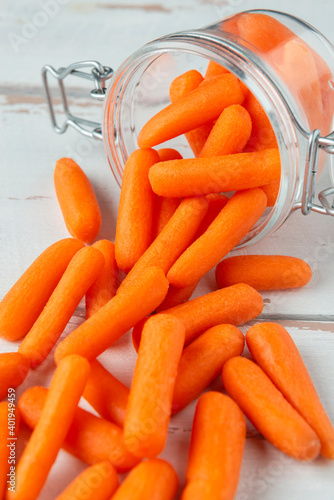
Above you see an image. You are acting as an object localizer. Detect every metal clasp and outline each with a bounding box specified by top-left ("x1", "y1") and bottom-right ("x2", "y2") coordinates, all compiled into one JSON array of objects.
[
  {"x1": 41, "y1": 61, "x2": 113, "y2": 140},
  {"x1": 301, "y1": 129, "x2": 334, "y2": 216}
]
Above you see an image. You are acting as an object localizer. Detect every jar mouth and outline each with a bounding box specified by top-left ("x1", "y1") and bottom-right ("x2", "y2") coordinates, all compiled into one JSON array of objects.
[{"x1": 103, "y1": 29, "x2": 301, "y2": 250}]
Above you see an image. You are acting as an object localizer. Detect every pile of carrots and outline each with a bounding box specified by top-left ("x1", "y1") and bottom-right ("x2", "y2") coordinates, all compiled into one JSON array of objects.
[{"x1": 1, "y1": 11, "x2": 334, "y2": 500}]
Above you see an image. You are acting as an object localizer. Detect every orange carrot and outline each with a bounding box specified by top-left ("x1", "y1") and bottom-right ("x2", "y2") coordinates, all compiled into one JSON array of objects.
[
  {"x1": 157, "y1": 148, "x2": 183, "y2": 162},
  {"x1": 260, "y1": 180, "x2": 280, "y2": 207},
  {"x1": 237, "y1": 13, "x2": 294, "y2": 53},
  {"x1": 216, "y1": 255, "x2": 312, "y2": 291},
  {"x1": 11, "y1": 355, "x2": 90, "y2": 500},
  {"x1": 0, "y1": 402, "x2": 19, "y2": 499},
  {"x1": 86, "y1": 240, "x2": 118, "y2": 319},
  {"x1": 194, "y1": 193, "x2": 229, "y2": 239},
  {"x1": 155, "y1": 282, "x2": 198, "y2": 312},
  {"x1": 172, "y1": 325, "x2": 244, "y2": 413},
  {"x1": 132, "y1": 283, "x2": 263, "y2": 349},
  {"x1": 115, "y1": 148, "x2": 158, "y2": 273},
  {"x1": 167, "y1": 188, "x2": 267, "y2": 288},
  {"x1": 222, "y1": 356, "x2": 321, "y2": 461},
  {"x1": 19, "y1": 246, "x2": 105, "y2": 367},
  {"x1": 138, "y1": 73, "x2": 245, "y2": 148},
  {"x1": 0, "y1": 353, "x2": 30, "y2": 401},
  {"x1": 182, "y1": 392, "x2": 246, "y2": 500},
  {"x1": 55, "y1": 462, "x2": 119, "y2": 500},
  {"x1": 169, "y1": 70, "x2": 212, "y2": 156},
  {"x1": 111, "y1": 459, "x2": 178, "y2": 500},
  {"x1": 18, "y1": 386, "x2": 139, "y2": 472},
  {"x1": 83, "y1": 359, "x2": 129, "y2": 427},
  {"x1": 246, "y1": 322, "x2": 334, "y2": 459},
  {"x1": 199, "y1": 104, "x2": 252, "y2": 157},
  {"x1": 124, "y1": 315, "x2": 185, "y2": 458},
  {"x1": 0, "y1": 238, "x2": 84, "y2": 341},
  {"x1": 54, "y1": 158, "x2": 102, "y2": 243},
  {"x1": 205, "y1": 61, "x2": 229, "y2": 78},
  {"x1": 118, "y1": 197, "x2": 208, "y2": 293},
  {"x1": 149, "y1": 149, "x2": 280, "y2": 197},
  {"x1": 244, "y1": 92, "x2": 277, "y2": 151},
  {"x1": 54, "y1": 266, "x2": 169, "y2": 362}
]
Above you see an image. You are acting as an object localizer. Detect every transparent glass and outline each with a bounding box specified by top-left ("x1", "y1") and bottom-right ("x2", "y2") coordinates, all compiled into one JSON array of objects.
[{"x1": 102, "y1": 9, "x2": 334, "y2": 248}]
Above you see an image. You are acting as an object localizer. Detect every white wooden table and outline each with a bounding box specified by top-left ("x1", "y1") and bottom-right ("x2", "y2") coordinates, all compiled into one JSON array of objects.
[{"x1": 1, "y1": 1, "x2": 334, "y2": 499}]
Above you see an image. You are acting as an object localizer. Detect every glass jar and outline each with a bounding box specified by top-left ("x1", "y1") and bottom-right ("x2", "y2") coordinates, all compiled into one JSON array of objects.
[{"x1": 42, "y1": 9, "x2": 334, "y2": 249}]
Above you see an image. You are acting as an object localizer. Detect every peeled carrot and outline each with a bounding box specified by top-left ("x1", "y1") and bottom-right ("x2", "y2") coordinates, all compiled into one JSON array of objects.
[
  {"x1": 199, "y1": 104, "x2": 252, "y2": 157},
  {"x1": 86, "y1": 240, "x2": 118, "y2": 319},
  {"x1": 124, "y1": 315, "x2": 185, "y2": 458},
  {"x1": 260, "y1": 180, "x2": 280, "y2": 207},
  {"x1": 18, "y1": 386, "x2": 139, "y2": 472},
  {"x1": 0, "y1": 353, "x2": 30, "y2": 401},
  {"x1": 0, "y1": 402, "x2": 19, "y2": 499},
  {"x1": 83, "y1": 359, "x2": 129, "y2": 427},
  {"x1": 194, "y1": 193, "x2": 229, "y2": 239},
  {"x1": 0, "y1": 238, "x2": 84, "y2": 341},
  {"x1": 222, "y1": 356, "x2": 321, "y2": 461},
  {"x1": 237, "y1": 13, "x2": 294, "y2": 53},
  {"x1": 132, "y1": 283, "x2": 263, "y2": 349},
  {"x1": 155, "y1": 282, "x2": 198, "y2": 312},
  {"x1": 172, "y1": 325, "x2": 244, "y2": 413},
  {"x1": 55, "y1": 462, "x2": 119, "y2": 500},
  {"x1": 54, "y1": 158, "x2": 102, "y2": 243},
  {"x1": 216, "y1": 255, "x2": 312, "y2": 291},
  {"x1": 149, "y1": 149, "x2": 280, "y2": 197},
  {"x1": 244, "y1": 92, "x2": 277, "y2": 151},
  {"x1": 169, "y1": 70, "x2": 212, "y2": 156},
  {"x1": 54, "y1": 266, "x2": 169, "y2": 362},
  {"x1": 11, "y1": 355, "x2": 90, "y2": 500},
  {"x1": 246, "y1": 322, "x2": 334, "y2": 459},
  {"x1": 205, "y1": 61, "x2": 229, "y2": 78},
  {"x1": 182, "y1": 392, "x2": 246, "y2": 500},
  {"x1": 19, "y1": 246, "x2": 105, "y2": 367},
  {"x1": 167, "y1": 188, "x2": 267, "y2": 288},
  {"x1": 118, "y1": 197, "x2": 208, "y2": 293},
  {"x1": 115, "y1": 148, "x2": 158, "y2": 273},
  {"x1": 138, "y1": 73, "x2": 245, "y2": 148},
  {"x1": 111, "y1": 459, "x2": 178, "y2": 500},
  {"x1": 157, "y1": 148, "x2": 183, "y2": 162}
]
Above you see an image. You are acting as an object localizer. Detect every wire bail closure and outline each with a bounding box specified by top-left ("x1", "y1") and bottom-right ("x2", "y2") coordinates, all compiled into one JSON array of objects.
[{"x1": 41, "y1": 61, "x2": 113, "y2": 141}]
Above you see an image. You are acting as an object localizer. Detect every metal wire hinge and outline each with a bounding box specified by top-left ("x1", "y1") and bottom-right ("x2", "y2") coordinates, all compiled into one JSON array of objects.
[
  {"x1": 301, "y1": 129, "x2": 334, "y2": 216},
  {"x1": 41, "y1": 61, "x2": 113, "y2": 140}
]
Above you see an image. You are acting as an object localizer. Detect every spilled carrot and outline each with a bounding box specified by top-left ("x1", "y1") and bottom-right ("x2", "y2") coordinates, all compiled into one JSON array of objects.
[
  {"x1": 246, "y1": 322, "x2": 334, "y2": 459},
  {"x1": 182, "y1": 392, "x2": 246, "y2": 500},
  {"x1": 194, "y1": 193, "x2": 229, "y2": 239},
  {"x1": 0, "y1": 238, "x2": 84, "y2": 341},
  {"x1": 156, "y1": 282, "x2": 199, "y2": 312},
  {"x1": 54, "y1": 158, "x2": 102, "y2": 243},
  {"x1": 19, "y1": 246, "x2": 105, "y2": 367},
  {"x1": 216, "y1": 255, "x2": 312, "y2": 291},
  {"x1": 86, "y1": 239, "x2": 118, "y2": 319},
  {"x1": 222, "y1": 356, "x2": 321, "y2": 461},
  {"x1": 0, "y1": 353, "x2": 30, "y2": 402},
  {"x1": 167, "y1": 188, "x2": 267, "y2": 288},
  {"x1": 54, "y1": 266, "x2": 169, "y2": 362},
  {"x1": 115, "y1": 148, "x2": 158, "y2": 273},
  {"x1": 124, "y1": 315, "x2": 185, "y2": 458},
  {"x1": 172, "y1": 325, "x2": 244, "y2": 413}
]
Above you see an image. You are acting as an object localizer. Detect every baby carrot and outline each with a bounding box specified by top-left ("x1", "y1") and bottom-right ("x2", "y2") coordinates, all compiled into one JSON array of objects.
[
  {"x1": 118, "y1": 197, "x2": 208, "y2": 293},
  {"x1": 115, "y1": 148, "x2": 158, "y2": 273},
  {"x1": 83, "y1": 359, "x2": 129, "y2": 427},
  {"x1": 222, "y1": 357, "x2": 321, "y2": 461},
  {"x1": 260, "y1": 180, "x2": 280, "y2": 207},
  {"x1": 54, "y1": 158, "x2": 102, "y2": 243},
  {"x1": 55, "y1": 462, "x2": 119, "y2": 500},
  {"x1": 18, "y1": 386, "x2": 139, "y2": 472},
  {"x1": 216, "y1": 255, "x2": 312, "y2": 291},
  {"x1": 169, "y1": 70, "x2": 212, "y2": 156},
  {"x1": 157, "y1": 148, "x2": 183, "y2": 162},
  {"x1": 111, "y1": 459, "x2": 178, "y2": 500},
  {"x1": 0, "y1": 353, "x2": 30, "y2": 401},
  {"x1": 155, "y1": 282, "x2": 198, "y2": 312},
  {"x1": 11, "y1": 355, "x2": 90, "y2": 500},
  {"x1": 138, "y1": 73, "x2": 245, "y2": 148},
  {"x1": 246, "y1": 322, "x2": 334, "y2": 459},
  {"x1": 172, "y1": 325, "x2": 244, "y2": 413},
  {"x1": 124, "y1": 315, "x2": 185, "y2": 458},
  {"x1": 0, "y1": 402, "x2": 19, "y2": 499},
  {"x1": 237, "y1": 13, "x2": 294, "y2": 53},
  {"x1": 19, "y1": 246, "x2": 105, "y2": 367},
  {"x1": 243, "y1": 92, "x2": 277, "y2": 151},
  {"x1": 54, "y1": 266, "x2": 169, "y2": 362},
  {"x1": 167, "y1": 188, "x2": 267, "y2": 288},
  {"x1": 205, "y1": 61, "x2": 229, "y2": 78},
  {"x1": 199, "y1": 104, "x2": 252, "y2": 157},
  {"x1": 86, "y1": 240, "x2": 118, "y2": 319},
  {"x1": 182, "y1": 392, "x2": 246, "y2": 500},
  {"x1": 149, "y1": 149, "x2": 280, "y2": 197},
  {"x1": 194, "y1": 193, "x2": 229, "y2": 239},
  {"x1": 132, "y1": 283, "x2": 263, "y2": 349},
  {"x1": 0, "y1": 238, "x2": 84, "y2": 341}
]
